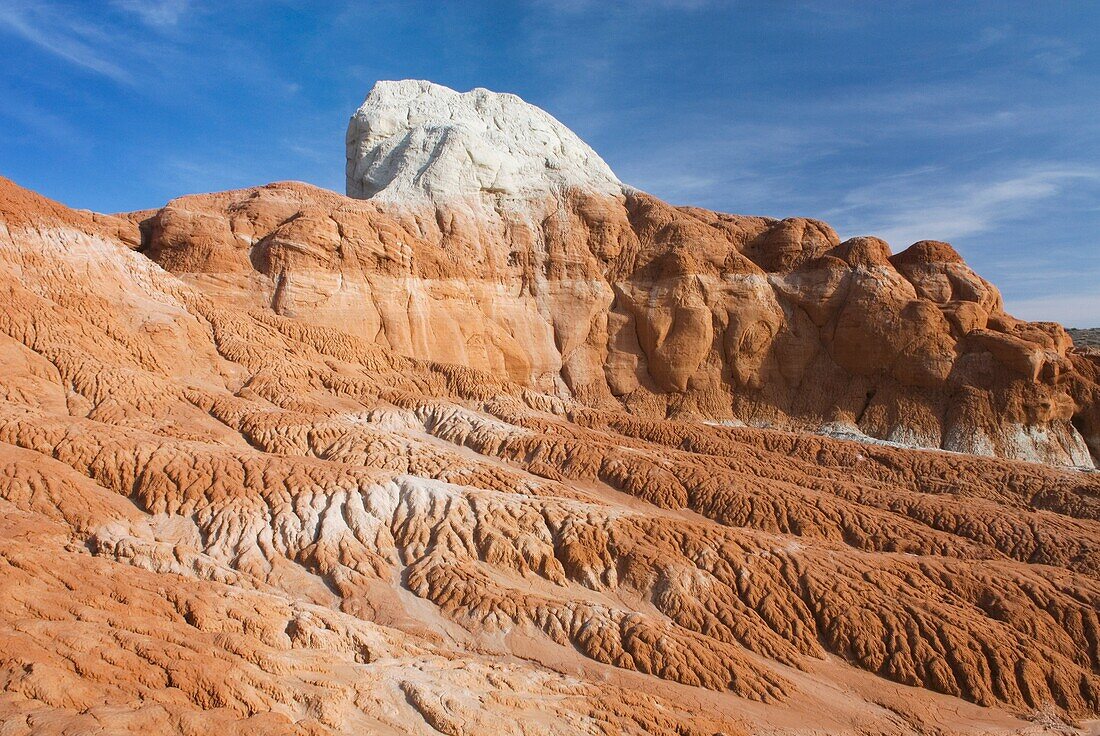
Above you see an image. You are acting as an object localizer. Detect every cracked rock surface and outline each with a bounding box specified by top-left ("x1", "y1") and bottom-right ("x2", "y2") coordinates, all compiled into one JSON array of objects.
[{"x1": 1, "y1": 173, "x2": 1099, "y2": 734}]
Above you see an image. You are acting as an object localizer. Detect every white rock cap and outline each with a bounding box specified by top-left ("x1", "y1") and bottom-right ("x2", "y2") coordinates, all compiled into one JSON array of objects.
[{"x1": 345, "y1": 80, "x2": 623, "y2": 205}]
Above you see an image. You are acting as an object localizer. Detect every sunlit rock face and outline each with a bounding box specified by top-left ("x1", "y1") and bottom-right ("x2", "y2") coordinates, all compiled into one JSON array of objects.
[
  {"x1": 346, "y1": 79, "x2": 623, "y2": 204},
  {"x1": 331, "y1": 80, "x2": 1098, "y2": 466},
  {"x1": 6, "y1": 76, "x2": 1100, "y2": 733},
  {"x1": 3, "y1": 174, "x2": 1100, "y2": 735}
]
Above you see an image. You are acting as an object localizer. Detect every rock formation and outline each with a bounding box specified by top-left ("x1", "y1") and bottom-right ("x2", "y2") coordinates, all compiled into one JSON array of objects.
[
  {"x1": 1069, "y1": 327, "x2": 1100, "y2": 352},
  {"x1": 1, "y1": 80, "x2": 1099, "y2": 735},
  {"x1": 346, "y1": 79, "x2": 622, "y2": 203},
  {"x1": 135, "y1": 81, "x2": 1100, "y2": 467}
]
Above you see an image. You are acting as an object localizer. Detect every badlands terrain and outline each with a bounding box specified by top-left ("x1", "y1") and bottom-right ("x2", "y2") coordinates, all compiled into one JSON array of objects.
[
  {"x1": 1069, "y1": 329, "x2": 1100, "y2": 352},
  {"x1": 0, "y1": 80, "x2": 1099, "y2": 735}
]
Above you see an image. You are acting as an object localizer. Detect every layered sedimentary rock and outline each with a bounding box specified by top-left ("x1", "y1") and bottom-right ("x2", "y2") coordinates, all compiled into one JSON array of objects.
[
  {"x1": 2, "y1": 172, "x2": 1100, "y2": 734},
  {"x1": 130, "y1": 80, "x2": 1100, "y2": 467},
  {"x1": 3, "y1": 79, "x2": 1100, "y2": 735}
]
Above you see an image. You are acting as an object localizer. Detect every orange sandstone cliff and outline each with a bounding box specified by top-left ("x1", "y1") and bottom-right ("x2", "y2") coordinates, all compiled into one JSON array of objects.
[
  {"x1": 0, "y1": 81, "x2": 1098, "y2": 735},
  {"x1": 136, "y1": 81, "x2": 1099, "y2": 468}
]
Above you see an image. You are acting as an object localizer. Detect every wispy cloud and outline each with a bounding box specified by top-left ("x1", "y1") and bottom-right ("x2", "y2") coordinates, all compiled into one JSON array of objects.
[
  {"x1": 965, "y1": 25, "x2": 1012, "y2": 53},
  {"x1": 1005, "y1": 292, "x2": 1100, "y2": 328},
  {"x1": 161, "y1": 154, "x2": 270, "y2": 194},
  {"x1": 110, "y1": 0, "x2": 190, "y2": 28},
  {"x1": 961, "y1": 24, "x2": 1082, "y2": 75},
  {"x1": 1026, "y1": 36, "x2": 1082, "y2": 75},
  {"x1": 815, "y1": 81, "x2": 1020, "y2": 134},
  {"x1": 612, "y1": 120, "x2": 848, "y2": 211},
  {"x1": 824, "y1": 164, "x2": 1099, "y2": 247},
  {"x1": 0, "y1": 94, "x2": 78, "y2": 141},
  {"x1": 0, "y1": 2, "x2": 133, "y2": 83},
  {"x1": 531, "y1": 0, "x2": 717, "y2": 12}
]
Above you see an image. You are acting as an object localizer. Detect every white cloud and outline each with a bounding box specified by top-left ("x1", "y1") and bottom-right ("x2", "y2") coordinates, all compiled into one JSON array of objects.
[
  {"x1": 959, "y1": 24, "x2": 1082, "y2": 75},
  {"x1": 110, "y1": 0, "x2": 190, "y2": 28},
  {"x1": 531, "y1": 0, "x2": 717, "y2": 12},
  {"x1": 0, "y1": 2, "x2": 132, "y2": 83},
  {"x1": 1027, "y1": 36, "x2": 1082, "y2": 75},
  {"x1": 1004, "y1": 292, "x2": 1100, "y2": 328},
  {"x1": 0, "y1": 1, "x2": 194, "y2": 86},
  {"x1": 824, "y1": 164, "x2": 1099, "y2": 248},
  {"x1": 966, "y1": 25, "x2": 1011, "y2": 52},
  {"x1": 0, "y1": 89, "x2": 78, "y2": 140}
]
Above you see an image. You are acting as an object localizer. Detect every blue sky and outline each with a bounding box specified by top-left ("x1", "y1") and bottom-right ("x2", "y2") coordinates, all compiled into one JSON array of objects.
[{"x1": 2, "y1": 1, "x2": 1098, "y2": 325}]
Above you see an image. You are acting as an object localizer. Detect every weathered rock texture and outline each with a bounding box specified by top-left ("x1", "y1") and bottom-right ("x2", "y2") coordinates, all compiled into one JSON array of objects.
[
  {"x1": 126, "y1": 81, "x2": 1100, "y2": 467},
  {"x1": 1068, "y1": 328, "x2": 1100, "y2": 351},
  {"x1": 2, "y1": 170, "x2": 1100, "y2": 735}
]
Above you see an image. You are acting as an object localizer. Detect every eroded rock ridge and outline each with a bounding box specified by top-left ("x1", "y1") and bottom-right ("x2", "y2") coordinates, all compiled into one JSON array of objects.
[
  {"x1": 138, "y1": 81, "x2": 1100, "y2": 467},
  {"x1": 1, "y1": 81, "x2": 1099, "y2": 735}
]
